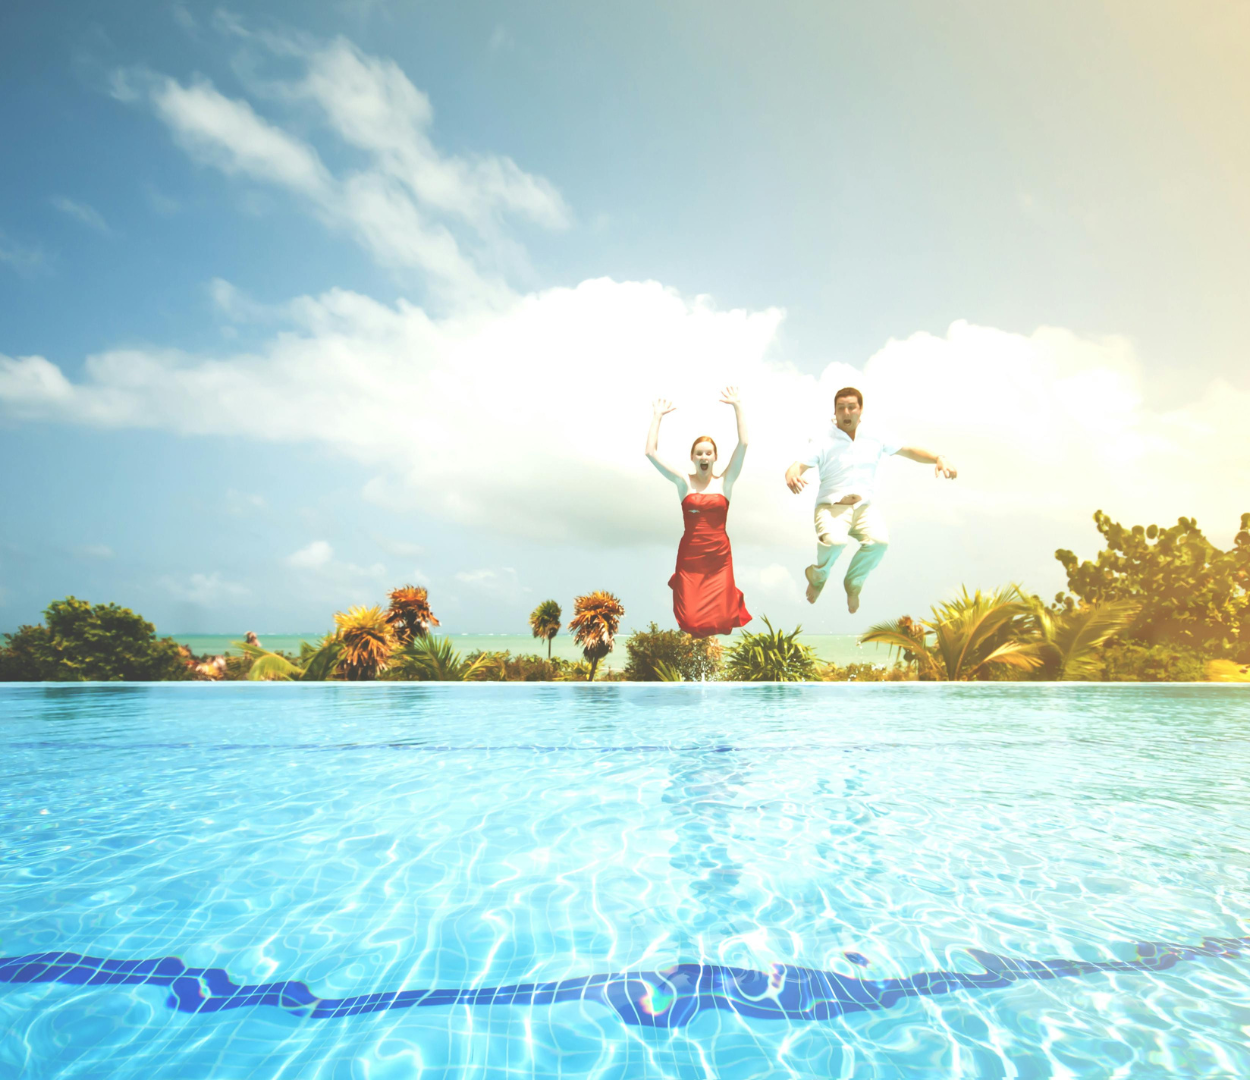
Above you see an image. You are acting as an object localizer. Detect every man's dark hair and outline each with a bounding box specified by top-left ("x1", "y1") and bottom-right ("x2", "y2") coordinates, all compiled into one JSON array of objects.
[{"x1": 833, "y1": 386, "x2": 863, "y2": 408}]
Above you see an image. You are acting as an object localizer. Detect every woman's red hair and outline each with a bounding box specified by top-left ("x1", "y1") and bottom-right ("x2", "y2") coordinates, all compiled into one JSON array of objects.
[{"x1": 690, "y1": 435, "x2": 718, "y2": 458}]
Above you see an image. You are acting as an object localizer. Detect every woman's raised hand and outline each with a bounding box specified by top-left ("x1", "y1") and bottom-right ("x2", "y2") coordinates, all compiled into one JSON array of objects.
[
  {"x1": 719, "y1": 386, "x2": 742, "y2": 407},
  {"x1": 652, "y1": 397, "x2": 677, "y2": 416}
]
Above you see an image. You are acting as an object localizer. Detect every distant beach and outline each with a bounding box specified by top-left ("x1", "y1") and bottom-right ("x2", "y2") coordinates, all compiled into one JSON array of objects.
[{"x1": 173, "y1": 632, "x2": 892, "y2": 671}]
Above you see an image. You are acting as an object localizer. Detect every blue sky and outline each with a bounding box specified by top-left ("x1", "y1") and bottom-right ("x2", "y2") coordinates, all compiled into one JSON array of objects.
[{"x1": 3, "y1": 1, "x2": 1249, "y2": 637}]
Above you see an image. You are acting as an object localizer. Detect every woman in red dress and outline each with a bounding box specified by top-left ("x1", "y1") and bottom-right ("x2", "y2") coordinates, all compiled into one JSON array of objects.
[{"x1": 645, "y1": 387, "x2": 752, "y2": 638}]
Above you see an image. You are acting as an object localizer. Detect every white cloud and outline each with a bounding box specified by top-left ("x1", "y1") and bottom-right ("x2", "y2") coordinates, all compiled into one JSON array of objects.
[
  {"x1": 5, "y1": 296, "x2": 1249, "y2": 554},
  {"x1": 288, "y1": 540, "x2": 333, "y2": 568},
  {"x1": 150, "y1": 74, "x2": 332, "y2": 196},
  {"x1": 50, "y1": 197, "x2": 112, "y2": 234},
  {"x1": 162, "y1": 571, "x2": 249, "y2": 605},
  {"x1": 75, "y1": 544, "x2": 115, "y2": 560},
  {"x1": 0, "y1": 354, "x2": 74, "y2": 414},
  {"x1": 111, "y1": 28, "x2": 567, "y2": 305}
]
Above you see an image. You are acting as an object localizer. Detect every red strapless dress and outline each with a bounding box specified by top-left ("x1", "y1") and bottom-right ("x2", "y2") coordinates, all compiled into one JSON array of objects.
[{"x1": 669, "y1": 492, "x2": 752, "y2": 638}]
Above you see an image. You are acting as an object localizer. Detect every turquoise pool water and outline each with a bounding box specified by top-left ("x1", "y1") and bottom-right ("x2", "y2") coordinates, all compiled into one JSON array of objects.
[{"x1": 2, "y1": 683, "x2": 1248, "y2": 1079}]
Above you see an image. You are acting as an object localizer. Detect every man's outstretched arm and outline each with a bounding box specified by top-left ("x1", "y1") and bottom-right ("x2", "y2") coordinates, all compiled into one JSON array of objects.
[
  {"x1": 895, "y1": 447, "x2": 957, "y2": 480},
  {"x1": 785, "y1": 461, "x2": 811, "y2": 494}
]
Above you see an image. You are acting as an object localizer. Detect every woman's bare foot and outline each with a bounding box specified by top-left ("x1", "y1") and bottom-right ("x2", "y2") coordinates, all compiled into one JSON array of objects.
[{"x1": 846, "y1": 584, "x2": 861, "y2": 613}]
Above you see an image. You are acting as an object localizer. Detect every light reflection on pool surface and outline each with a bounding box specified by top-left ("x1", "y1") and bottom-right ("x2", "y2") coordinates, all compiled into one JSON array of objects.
[{"x1": 2, "y1": 683, "x2": 1249, "y2": 1078}]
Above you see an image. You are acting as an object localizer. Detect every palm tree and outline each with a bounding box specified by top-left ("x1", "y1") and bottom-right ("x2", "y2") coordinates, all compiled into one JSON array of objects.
[
  {"x1": 569, "y1": 591, "x2": 625, "y2": 681},
  {"x1": 529, "y1": 599, "x2": 562, "y2": 660},
  {"x1": 863, "y1": 585, "x2": 1044, "y2": 681},
  {"x1": 1024, "y1": 597, "x2": 1140, "y2": 679},
  {"x1": 385, "y1": 585, "x2": 440, "y2": 645},
  {"x1": 334, "y1": 605, "x2": 398, "y2": 680},
  {"x1": 724, "y1": 618, "x2": 818, "y2": 681}
]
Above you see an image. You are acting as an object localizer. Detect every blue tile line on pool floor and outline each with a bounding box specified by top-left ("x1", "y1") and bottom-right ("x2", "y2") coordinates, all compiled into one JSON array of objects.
[{"x1": 3, "y1": 936, "x2": 1247, "y2": 1028}]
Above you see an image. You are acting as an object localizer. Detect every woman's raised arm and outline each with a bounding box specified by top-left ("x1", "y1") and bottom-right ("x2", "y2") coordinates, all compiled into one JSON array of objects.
[
  {"x1": 719, "y1": 386, "x2": 748, "y2": 498},
  {"x1": 645, "y1": 398, "x2": 688, "y2": 492}
]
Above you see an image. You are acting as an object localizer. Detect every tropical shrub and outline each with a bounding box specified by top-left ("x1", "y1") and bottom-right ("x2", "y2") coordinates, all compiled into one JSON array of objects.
[
  {"x1": 465, "y1": 650, "x2": 564, "y2": 681},
  {"x1": 528, "y1": 600, "x2": 562, "y2": 660},
  {"x1": 0, "y1": 624, "x2": 54, "y2": 681},
  {"x1": 1023, "y1": 597, "x2": 1140, "y2": 680},
  {"x1": 1093, "y1": 640, "x2": 1207, "y2": 682},
  {"x1": 724, "y1": 618, "x2": 818, "y2": 681},
  {"x1": 819, "y1": 661, "x2": 912, "y2": 682},
  {"x1": 0, "y1": 597, "x2": 190, "y2": 682},
  {"x1": 863, "y1": 586, "x2": 1043, "y2": 681},
  {"x1": 385, "y1": 586, "x2": 439, "y2": 645},
  {"x1": 390, "y1": 635, "x2": 488, "y2": 681},
  {"x1": 1056, "y1": 511, "x2": 1250, "y2": 661},
  {"x1": 569, "y1": 591, "x2": 625, "y2": 681},
  {"x1": 624, "y1": 622, "x2": 724, "y2": 681}
]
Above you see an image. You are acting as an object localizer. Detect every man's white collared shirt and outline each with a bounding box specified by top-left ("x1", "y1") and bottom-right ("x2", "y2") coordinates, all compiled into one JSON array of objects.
[{"x1": 799, "y1": 425, "x2": 901, "y2": 505}]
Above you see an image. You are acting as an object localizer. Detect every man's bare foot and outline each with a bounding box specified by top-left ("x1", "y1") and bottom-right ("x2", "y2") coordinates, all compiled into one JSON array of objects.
[
  {"x1": 804, "y1": 565, "x2": 825, "y2": 605},
  {"x1": 846, "y1": 585, "x2": 861, "y2": 614}
]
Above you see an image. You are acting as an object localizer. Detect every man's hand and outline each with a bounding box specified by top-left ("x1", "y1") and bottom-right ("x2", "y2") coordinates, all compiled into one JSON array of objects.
[
  {"x1": 934, "y1": 456, "x2": 957, "y2": 480},
  {"x1": 785, "y1": 463, "x2": 808, "y2": 494}
]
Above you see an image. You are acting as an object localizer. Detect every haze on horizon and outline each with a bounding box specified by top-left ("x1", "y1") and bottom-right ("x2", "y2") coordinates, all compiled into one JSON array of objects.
[{"x1": 2, "y1": 0, "x2": 1248, "y2": 637}]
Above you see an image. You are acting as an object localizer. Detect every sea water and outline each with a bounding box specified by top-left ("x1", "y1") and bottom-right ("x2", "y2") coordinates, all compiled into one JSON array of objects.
[{"x1": 2, "y1": 683, "x2": 1248, "y2": 1079}]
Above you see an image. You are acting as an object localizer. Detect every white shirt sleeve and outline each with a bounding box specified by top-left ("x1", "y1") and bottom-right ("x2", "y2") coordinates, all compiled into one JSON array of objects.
[
  {"x1": 880, "y1": 433, "x2": 902, "y2": 456},
  {"x1": 798, "y1": 438, "x2": 823, "y2": 469}
]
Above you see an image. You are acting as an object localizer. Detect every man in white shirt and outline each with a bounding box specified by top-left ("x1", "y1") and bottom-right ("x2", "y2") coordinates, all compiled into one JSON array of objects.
[{"x1": 784, "y1": 387, "x2": 957, "y2": 611}]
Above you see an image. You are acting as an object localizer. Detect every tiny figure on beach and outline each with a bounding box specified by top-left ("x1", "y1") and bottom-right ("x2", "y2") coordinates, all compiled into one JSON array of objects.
[
  {"x1": 784, "y1": 386, "x2": 957, "y2": 612},
  {"x1": 646, "y1": 387, "x2": 752, "y2": 638}
]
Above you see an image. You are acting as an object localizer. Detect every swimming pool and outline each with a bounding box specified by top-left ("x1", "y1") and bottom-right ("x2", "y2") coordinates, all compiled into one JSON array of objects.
[{"x1": 3, "y1": 683, "x2": 1248, "y2": 1078}]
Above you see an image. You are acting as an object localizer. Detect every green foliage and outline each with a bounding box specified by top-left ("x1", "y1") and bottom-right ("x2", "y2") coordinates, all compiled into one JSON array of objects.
[
  {"x1": 652, "y1": 659, "x2": 685, "y2": 681},
  {"x1": 1056, "y1": 510, "x2": 1250, "y2": 661},
  {"x1": 234, "y1": 641, "x2": 303, "y2": 682},
  {"x1": 391, "y1": 636, "x2": 489, "y2": 681},
  {"x1": 1092, "y1": 639, "x2": 1208, "y2": 682},
  {"x1": 623, "y1": 622, "x2": 724, "y2": 681},
  {"x1": 226, "y1": 637, "x2": 343, "y2": 681},
  {"x1": 724, "y1": 618, "x2": 818, "y2": 681},
  {"x1": 0, "y1": 597, "x2": 190, "y2": 682},
  {"x1": 0, "y1": 624, "x2": 55, "y2": 681},
  {"x1": 464, "y1": 650, "x2": 565, "y2": 681},
  {"x1": 299, "y1": 637, "x2": 345, "y2": 681},
  {"x1": 819, "y1": 661, "x2": 912, "y2": 682},
  {"x1": 863, "y1": 586, "x2": 1044, "y2": 681},
  {"x1": 1024, "y1": 597, "x2": 1140, "y2": 680}
]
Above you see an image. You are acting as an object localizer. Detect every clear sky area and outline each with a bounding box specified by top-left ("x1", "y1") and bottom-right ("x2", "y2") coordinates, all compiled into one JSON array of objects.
[{"x1": 2, "y1": 1, "x2": 1248, "y2": 636}]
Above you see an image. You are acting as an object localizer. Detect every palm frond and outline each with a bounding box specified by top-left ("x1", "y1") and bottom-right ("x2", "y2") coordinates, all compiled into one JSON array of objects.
[
  {"x1": 1048, "y1": 600, "x2": 1140, "y2": 679},
  {"x1": 653, "y1": 659, "x2": 684, "y2": 681},
  {"x1": 245, "y1": 653, "x2": 304, "y2": 681},
  {"x1": 300, "y1": 637, "x2": 344, "y2": 681}
]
